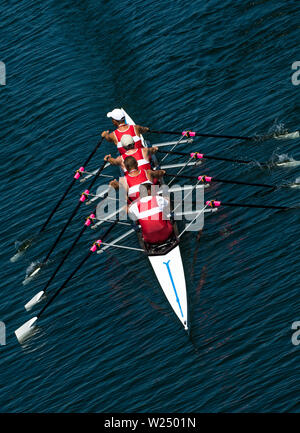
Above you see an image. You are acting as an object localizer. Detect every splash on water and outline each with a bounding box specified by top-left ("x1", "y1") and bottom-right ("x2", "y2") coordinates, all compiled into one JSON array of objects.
[
  {"x1": 10, "y1": 239, "x2": 33, "y2": 263},
  {"x1": 275, "y1": 153, "x2": 300, "y2": 167},
  {"x1": 265, "y1": 121, "x2": 299, "y2": 140},
  {"x1": 289, "y1": 177, "x2": 300, "y2": 188},
  {"x1": 268, "y1": 120, "x2": 288, "y2": 137},
  {"x1": 23, "y1": 261, "x2": 43, "y2": 285}
]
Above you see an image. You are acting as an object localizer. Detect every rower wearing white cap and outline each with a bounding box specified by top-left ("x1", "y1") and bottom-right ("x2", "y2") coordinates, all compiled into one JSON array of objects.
[
  {"x1": 104, "y1": 134, "x2": 158, "y2": 174},
  {"x1": 101, "y1": 108, "x2": 149, "y2": 155}
]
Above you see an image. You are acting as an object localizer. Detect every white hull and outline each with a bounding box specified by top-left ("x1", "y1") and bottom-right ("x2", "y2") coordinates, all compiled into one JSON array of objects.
[
  {"x1": 148, "y1": 245, "x2": 188, "y2": 330},
  {"x1": 122, "y1": 108, "x2": 188, "y2": 330}
]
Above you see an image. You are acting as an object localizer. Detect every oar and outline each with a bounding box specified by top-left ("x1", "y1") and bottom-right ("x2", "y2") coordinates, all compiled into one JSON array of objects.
[
  {"x1": 205, "y1": 200, "x2": 296, "y2": 210},
  {"x1": 150, "y1": 128, "x2": 300, "y2": 141},
  {"x1": 39, "y1": 137, "x2": 104, "y2": 233},
  {"x1": 150, "y1": 129, "x2": 254, "y2": 141},
  {"x1": 26, "y1": 160, "x2": 108, "y2": 280},
  {"x1": 24, "y1": 212, "x2": 97, "y2": 311},
  {"x1": 157, "y1": 149, "x2": 267, "y2": 166},
  {"x1": 15, "y1": 137, "x2": 104, "y2": 258},
  {"x1": 164, "y1": 173, "x2": 276, "y2": 190},
  {"x1": 15, "y1": 221, "x2": 119, "y2": 342}
]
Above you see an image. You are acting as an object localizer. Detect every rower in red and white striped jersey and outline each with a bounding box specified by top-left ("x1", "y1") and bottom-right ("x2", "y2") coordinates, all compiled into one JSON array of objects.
[
  {"x1": 104, "y1": 135, "x2": 158, "y2": 174},
  {"x1": 109, "y1": 156, "x2": 164, "y2": 203},
  {"x1": 128, "y1": 183, "x2": 174, "y2": 245},
  {"x1": 101, "y1": 108, "x2": 149, "y2": 155}
]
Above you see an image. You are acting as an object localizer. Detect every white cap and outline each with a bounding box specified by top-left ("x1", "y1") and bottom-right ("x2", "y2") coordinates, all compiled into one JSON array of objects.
[
  {"x1": 121, "y1": 135, "x2": 134, "y2": 147},
  {"x1": 107, "y1": 108, "x2": 125, "y2": 121}
]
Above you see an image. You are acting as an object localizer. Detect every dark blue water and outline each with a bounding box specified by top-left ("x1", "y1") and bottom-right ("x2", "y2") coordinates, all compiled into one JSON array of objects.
[{"x1": 1, "y1": 0, "x2": 300, "y2": 413}]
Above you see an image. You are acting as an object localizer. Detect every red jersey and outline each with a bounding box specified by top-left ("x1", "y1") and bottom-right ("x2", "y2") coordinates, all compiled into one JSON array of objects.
[
  {"x1": 130, "y1": 195, "x2": 173, "y2": 244},
  {"x1": 125, "y1": 169, "x2": 151, "y2": 202},
  {"x1": 114, "y1": 124, "x2": 143, "y2": 155},
  {"x1": 121, "y1": 148, "x2": 151, "y2": 174}
]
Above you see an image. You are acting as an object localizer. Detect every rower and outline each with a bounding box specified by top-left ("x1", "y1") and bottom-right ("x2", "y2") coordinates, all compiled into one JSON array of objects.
[
  {"x1": 101, "y1": 108, "x2": 149, "y2": 155},
  {"x1": 104, "y1": 135, "x2": 158, "y2": 174},
  {"x1": 128, "y1": 183, "x2": 174, "y2": 245},
  {"x1": 109, "y1": 156, "x2": 165, "y2": 202}
]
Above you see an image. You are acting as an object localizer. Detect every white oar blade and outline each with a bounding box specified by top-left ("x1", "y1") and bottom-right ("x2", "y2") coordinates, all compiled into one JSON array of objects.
[
  {"x1": 10, "y1": 251, "x2": 24, "y2": 263},
  {"x1": 25, "y1": 291, "x2": 45, "y2": 311},
  {"x1": 277, "y1": 160, "x2": 300, "y2": 167},
  {"x1": 15, "y1": 317, "x2": 38, "y2": 343},
  {"x1": 29, "y1": 266, "x2": 41, "y2": 278},
  {"x1": 275, "y1": 131, "x2": 299, "y2": 139},
  {"x1": 22, "y1": 266, "x2": 42, "y2": 285}
]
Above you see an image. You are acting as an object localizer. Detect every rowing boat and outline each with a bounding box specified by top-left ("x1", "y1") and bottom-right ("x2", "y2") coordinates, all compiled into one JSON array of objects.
[
  {"x1": 92, "y1": 109, "x2": 216, "y2": 331},
  {"x1": 15, "y1": 109, "x2": 297, "y2": 343},
  {"x1": 15, "y1": 109, "x2": 215, "y2": 342},
  {"x1": 115, "y1": 109, "x2": 189, "y2": 330}
]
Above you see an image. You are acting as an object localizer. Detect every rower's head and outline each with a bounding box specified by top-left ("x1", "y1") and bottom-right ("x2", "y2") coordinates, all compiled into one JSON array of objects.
[
  {"x1": 121, "y1": 134, "x2": 135, "y2": 151},
  {"x1": 107, "y1": 108, "x2": 125, "y2": 127},
  {"x1": 139, "y1": 182, "x2": 153, "y2": 197},
  {"x1": 124, "y1": 155, "x2": 138, "y2": 172}
]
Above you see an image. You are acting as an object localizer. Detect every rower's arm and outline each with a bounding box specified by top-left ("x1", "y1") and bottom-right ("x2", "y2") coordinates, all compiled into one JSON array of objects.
[
  {"x1": 135, "y1": 125, "x2": 150, "y2": 136},
  {"x1": 104, "y1": 154, "x2": 122, "y2": 166},
  {"x1": 109, "y1": 179, "x2": 119, "y2": 190},
  {"x1": 146, "y1": 146, "x2": 158, "y2": 156},
  {"x1": 148, "y1": 169, "x2": 165, "y2": 181},
  {"x1": 101, "y1": 130, "x2": 116, "y2": 143}
]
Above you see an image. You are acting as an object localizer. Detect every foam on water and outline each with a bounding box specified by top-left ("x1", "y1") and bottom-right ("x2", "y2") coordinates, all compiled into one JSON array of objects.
[{"x1": 275, "y1": 154, "x2": 300, "y2": 167}]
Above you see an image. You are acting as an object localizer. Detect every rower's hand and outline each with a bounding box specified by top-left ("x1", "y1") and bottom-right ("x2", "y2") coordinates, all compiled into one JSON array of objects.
[
  {"x1": 109, "y1": 179, "x2": 119, "y2": 190},
  {"x1": 101, "y1": 130, "x2": 109, "y2": 138},
  {"x1": 153, "y1": 146, "x2": 158, "y2": 153},
  {"x1": 104, "y1": 154, "x2": 111, "y2": 162}
]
